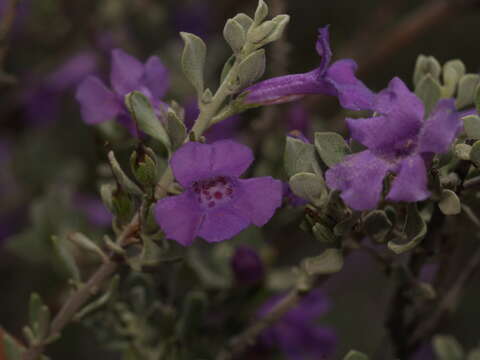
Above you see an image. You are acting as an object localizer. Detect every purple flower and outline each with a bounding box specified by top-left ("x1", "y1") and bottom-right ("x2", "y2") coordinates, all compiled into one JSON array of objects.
[
  {"x1": 242, "y1": 26, "x2": 374, "y2": 111},
  {"x1": 76, "y1": 49, "x2": 169, "y2": 133},
  {"x1": 258, "y1": 289, "x2": 337, "y2": 360},
  {"x1": 326, "y1": 77, "x2": 459, "y2": 211},
  {"x1": 231, "y1": 246, "x2": 264, "y2": 285},
  {"x1": 22, "y1": 52, "x2": 98, "y2": 124},
  {"x1": 155, "y1": 140, "x2": 282, "y2": 246}
]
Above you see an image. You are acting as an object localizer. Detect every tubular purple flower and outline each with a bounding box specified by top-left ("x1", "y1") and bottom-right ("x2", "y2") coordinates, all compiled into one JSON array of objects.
[
  {"x1": 326, "y1": 77, "x2": 460, "y2": 211},
  {"x1": 257, "y1": 289, "x2": 337, "y2": 360},
  {"x1": 241, "y1": 26, "x2": 374, "y2": 111},
  {"x1": 75, "y1": 49, "x2": 170, "y2": 133},
  {"x1": 154, "y1": 140, "x2": 283, "y2": 246}
]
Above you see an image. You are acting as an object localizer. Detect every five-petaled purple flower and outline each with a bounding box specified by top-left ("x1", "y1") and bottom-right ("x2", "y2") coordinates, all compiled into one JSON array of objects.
[
  {"x1": 257, "y1": 289, "x2": 337, "y2": 360},
  {"x1": 242, "y1": 26, "x2": 374, "y2": 111},
  {"x1": 326, "y1": 77, "x2": 460, "y2": 211},
  {"x1": 155, "y1": 140, "x2": 282, "y2": 246},
  {"x1": 76, "y1": 48, "x2": 169, "y2": 133}
]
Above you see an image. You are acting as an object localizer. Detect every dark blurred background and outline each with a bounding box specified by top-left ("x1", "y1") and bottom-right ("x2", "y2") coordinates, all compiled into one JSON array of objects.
[{"x1": 1, "y1": 0, "x2": 480, "y2": 359}]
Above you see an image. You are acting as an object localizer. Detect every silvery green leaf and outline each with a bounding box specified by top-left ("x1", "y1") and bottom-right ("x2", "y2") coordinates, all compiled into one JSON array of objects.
[
  {"x1": 456, "y1": 73, "x2": 480, "y2": 109},
  {"x1": 301, "y1": 248, "x2": 344, "y2": 276},
  {"x1": 289, "y1": 172, "x2": 327, "y2": 207},
  {"x1": 454, "y1": 143, "x2": 471, "y2": 161},
  {"x1": 415, "y1": 74, "x2": 442, "y2": 116},
  {"x1": 166, "y1": 108, "x2": 187, "y2": 150},
  {"x1": 312, "y1": 222, "x2": 337, "y2": 245},
  {"x1": 29, "y1": 293, "x2": 48, "y2": 339},
  {"x1": 69, "y1": 232, "x2": 106, "y2": 261},
  {"x1": 253, "y1": 0, "x2": 269, "y2": 24},
  {"x1": 442, "y1": 59, "x2": 465, "y2": 98},
  {"x1": 220, "y1": 55, "x2": 236, "y2": 83},
  {"x1": 433, "y1": 335, "x2": 464, "y2": 360},
  {"x1": 108, "y1": 150, "x2": 142, "y2": 196},
  {"x1": 315, "y1": 132, "x2": 351, "y2": 168},
  {"x1": 125, "y1": 91, "x2": 171, "y2": 150},
  {"x1": 74, "y1": 276, "x2": 119, "y2": 321},
  {"x1": 363, "y1": 210, "x2": 393, "y2": 243},
  {"x1": 343, "y1": 350, "x2": 369, "y2": 360},
  {"x1": 3, "y1": 331, "x2": 24, "y2": 360},
  {"x1": 99, "y1": 183, "x2": 115, "y2": 213},
  {"x1": 180, "y1": 32, "x2": 207, "y2": 95},
  {"x1": 476, "y1": 83, "x2": 480, "y2": 113},
  {"x1": 238, "y1": 49, "x2": 266, "y2": 88},
  {"x1": 468, "y1": 349, "x2": 480, "y2": 360},
  {"x1": 413, "y1": 55, "x2": 441, "y2": 87},
  {"x1": 51, "y1": 235, "x2": 81, "y2": 281},
  {"x1": 129, "y1": 148, "x2": 158, "y2": 189},
  {"x1": 388, "y1": 204, "x2": 427, "y2": 254},
  {"x1": 249, "y1": 20, "x2": 276, "y2": 44},
  {"x1": 261, "y1": 14, "x2": 290, "y2": 44},
  {"x1": 223, "y1": 18, "x2": 246, "y2": 53},
  {"x1": 176, "y1": 291, "x2": 207, "y2": 340},
  {"x1": 438, "y1": 189, "x2": 461, "y2": 215},
  {"x1": 470, "y1": 140, "x2": 480, "y2": 167},
  {"x1": 284, "y1": 136, "x2": 317, "y2": 178},
  {"x1": 232, "y1": 13, "x2": 253, "y2": 32},
  {"x1": 463, "y1": 115, "x2": 480, "y2": 140}
]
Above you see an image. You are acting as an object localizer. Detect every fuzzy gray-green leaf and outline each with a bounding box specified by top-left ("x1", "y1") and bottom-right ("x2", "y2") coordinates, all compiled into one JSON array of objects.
[
  {"x1": 180, "y1": 32, "x2": 207, "y2": 94},
  {"x1": 433, "y1": 335, "x2": 464, "y2": 360},
  {"x1": 301, "y1": 248, "x2": 344, "y2": 275},
  {"x1": 343, "y1": 350, "x2": 369, "y2": 360},
  {"x1": 238, "y1": 49, "x2": 266, "y2": 88},
  {"x1": 284, "y1": 137, "x2": 317, "y2": 178},
  {"x1": 470, "y1": 140, "x2": 480, "y2": 167},
  {"x1": 108, "y1": 150, "x2": 143, "y2": 196},
  {"x1": 388, "y1": 204, "x2": 427, "y2": 254},
  {"x1": 232, "y1": 13, "x2": 254, "y2": 32},
  {"x1": 166, "y1": 108, "x2": 187, "y2": 150},
  {"x1": 463, "y1": 115, "x2": 480, "y2": 140},
  {"x1": 253, "y1": 0, "x2": 269, "y2": 24},
  {"x1": 454, "y1": 143, "x2": 471, "y2": 161},
  {"x1": 442, "y1": 59, "x2": 465, "y2": 98},
  {"x1": 125, "y1": 91, "x2": 171, "y2": 149},
  {"x1": 289, "y1": 172, "x2": 327, "y2": 207},
  {"x1": 363, "y1": 210, "x2": 392, "y2": 243},
  {"x1": 413, "y1": 55, "x2": 441, "y2": 87},
  {"x1": 456, "y1": 73, "x2": 480, "y2": 109},
  {"x1": 223, "y1": 18, "x2": 246, "y2": 54},
  {"x1": 438, "y1": 189, "x2": 461, "y2": 215},
  {"x1": 315, "y1": 132, "x2": 351, "y2": 168},
  {"x1": 51, "y1": 235, "x2": 81, "y2": 281},
  {"x1": 415, "y1": 74, "x2": 442, "y2": 116}
]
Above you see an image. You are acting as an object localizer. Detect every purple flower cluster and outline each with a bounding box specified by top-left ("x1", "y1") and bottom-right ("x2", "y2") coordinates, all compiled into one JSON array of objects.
[
  {"x1": 155, "y1": 140, "x2": 282, "y2": 246},
  {"x1": 243, "y1": 26, "x2": 374, "y2": 111},
  {"x1": 257, "y1": 289, "x2": 337, "y2": 360},
  {"x1": 76, "y1": 49, "x2": 169, "y2": 134},
  {"x1": 326, "y1": 78, "x2": 459, "y2": 211}
]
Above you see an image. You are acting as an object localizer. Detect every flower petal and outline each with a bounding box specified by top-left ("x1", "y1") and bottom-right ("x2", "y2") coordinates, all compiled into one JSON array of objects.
[
  {"x1": 315, "y1": 25, "x2": 332, "y2": 75},
  {"x1": 387, "y1": 155, "x2": 430, "y2": 202},
  {"x1": 243, "y1": 70, "x2": 333, "y2": 106},
  {"x1": 171, "y1": 140, "x2": 254, "y2": 186},
  {"x1": 110, "y1": 49, "x2": 144, "y2": 96},
  {"x1": 325, "y1": 59, "x2": 375, "y2": 111},
  {"x1": 418, "y1": 99, "x2": 459, "y2": 154},
  {"x1": 144, "y1": 56, "x2": 170, "y2": 99},
  {"x1": 325, "y1": 150, "x2": 392, "y2": 210},
  {"x1": 154, "y1": 192, "x2": 203, "y2": 246},
  {"x1": 232, "y1": 177, "x2": 283, "y2": 226},
  {"x1": 75, "y1": 76, "x2": 121, "y2": 124},
  {"x1": 374, "y1": 77, "x2": 424, "y2": 123},
  {"x1": 197, "y1": 207, "x2": 250, "y2": 243}
]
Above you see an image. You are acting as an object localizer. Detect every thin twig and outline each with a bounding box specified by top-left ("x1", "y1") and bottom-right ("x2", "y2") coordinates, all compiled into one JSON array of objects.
[{"x1": 408, "y1": 244, "x2": 480, "y2": 346}]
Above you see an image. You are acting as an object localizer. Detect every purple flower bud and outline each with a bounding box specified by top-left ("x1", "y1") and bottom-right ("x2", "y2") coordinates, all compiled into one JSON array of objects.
[
  {"x1": 241, "y1": 26, "x2": 374, "y2": 111},
  {"x1": 231, "y1": 246, "x2": 264, "y2": 285}
]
